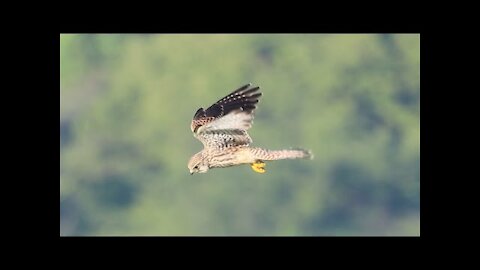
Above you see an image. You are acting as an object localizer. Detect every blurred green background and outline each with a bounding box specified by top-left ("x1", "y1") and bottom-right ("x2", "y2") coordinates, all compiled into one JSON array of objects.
[{"x1": 60, "y1": 34, "x2": 420, "y2": 236}]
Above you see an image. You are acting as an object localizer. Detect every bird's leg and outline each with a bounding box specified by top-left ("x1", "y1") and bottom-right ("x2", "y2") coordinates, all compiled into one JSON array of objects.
[{"x1": 251, "y1": 160, "x2": 266, "y2": 173}]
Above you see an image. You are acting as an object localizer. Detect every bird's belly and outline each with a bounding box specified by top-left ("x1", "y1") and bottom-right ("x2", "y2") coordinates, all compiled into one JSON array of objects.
[{"x1": 209, "y1": 148, "x2": 255, "y2": 168}]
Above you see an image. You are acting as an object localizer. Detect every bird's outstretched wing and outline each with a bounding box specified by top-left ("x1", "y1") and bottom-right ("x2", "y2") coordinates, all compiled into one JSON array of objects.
[{"x1": 191, "y1": 83, "x2": 262, "y2": 149}]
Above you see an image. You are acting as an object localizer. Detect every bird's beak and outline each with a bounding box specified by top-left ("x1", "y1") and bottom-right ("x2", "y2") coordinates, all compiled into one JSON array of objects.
[{"x1": 190, "y1": 172, "x2": 193, "y2": 175}]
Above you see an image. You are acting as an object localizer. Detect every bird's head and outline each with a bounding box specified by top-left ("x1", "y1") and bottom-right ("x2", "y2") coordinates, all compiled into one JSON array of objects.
[{"x1": 188, "y1": 152, "x2": 209, "y2": 174}]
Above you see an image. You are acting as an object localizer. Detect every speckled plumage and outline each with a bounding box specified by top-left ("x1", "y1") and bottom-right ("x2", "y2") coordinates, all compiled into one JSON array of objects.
[{"x1": 188, "y1": 83, "x2": 313, "y2": 174}]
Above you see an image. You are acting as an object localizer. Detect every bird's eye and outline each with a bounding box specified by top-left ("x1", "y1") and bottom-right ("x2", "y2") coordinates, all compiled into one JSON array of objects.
[{"x1": 194, "y1": 165, "x2": 199, "y2": 169}]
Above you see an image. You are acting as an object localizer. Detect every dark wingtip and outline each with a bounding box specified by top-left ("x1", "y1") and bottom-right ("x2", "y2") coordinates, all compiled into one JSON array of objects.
[
  {"x1": 235, "y1": 83, "x2": 252, "y2": 93},
  {"x1": 193, "y1": 108, "x2": 205, "y2": 119},
  {"x1": 201, "y1": 83, "x2": 263, "y2": 118}
]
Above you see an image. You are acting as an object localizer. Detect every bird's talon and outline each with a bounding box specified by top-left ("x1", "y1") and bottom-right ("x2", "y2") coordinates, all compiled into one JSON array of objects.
[{"x1": 251, "y1": 160, "x2": 266, "y2": 173}]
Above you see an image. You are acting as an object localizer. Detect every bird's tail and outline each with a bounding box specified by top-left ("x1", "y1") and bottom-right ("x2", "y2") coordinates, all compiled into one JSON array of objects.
[{"x1": 249, "y1": 147, "x2": 314, "y2": 161}]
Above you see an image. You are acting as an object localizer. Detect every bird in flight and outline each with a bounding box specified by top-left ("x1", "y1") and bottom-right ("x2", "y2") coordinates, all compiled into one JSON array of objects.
[{"x1": 188, "y1": 83, "x2": 313, "y2": 174}]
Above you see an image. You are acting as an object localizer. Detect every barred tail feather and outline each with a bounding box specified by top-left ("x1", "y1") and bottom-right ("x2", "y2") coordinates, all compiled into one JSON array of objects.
[{"x1": 250, "y1": 148, "x2": 314, "y2": 161}]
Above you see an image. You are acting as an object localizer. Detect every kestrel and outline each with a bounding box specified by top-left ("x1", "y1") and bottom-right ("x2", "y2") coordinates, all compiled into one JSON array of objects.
[{"x1": 188, "y1": 83, "x2": 313, "y2": 174}]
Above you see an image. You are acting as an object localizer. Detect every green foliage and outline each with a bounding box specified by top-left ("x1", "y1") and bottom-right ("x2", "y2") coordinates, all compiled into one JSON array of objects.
[{"x1": 60, "y1": 34, "x2": 420, "y2": 236}]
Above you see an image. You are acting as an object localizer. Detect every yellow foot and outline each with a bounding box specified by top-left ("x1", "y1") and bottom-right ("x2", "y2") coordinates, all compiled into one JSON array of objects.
[{"x1": 251, "y1": 160, "x2": 266, "y2": 173}]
